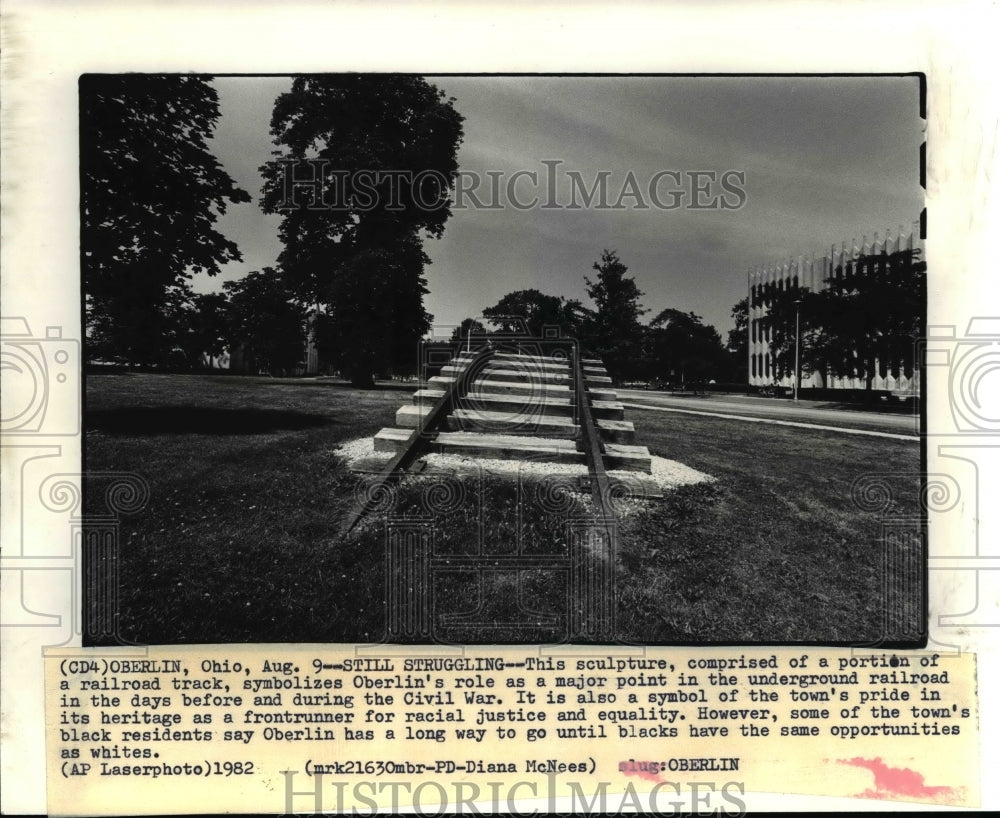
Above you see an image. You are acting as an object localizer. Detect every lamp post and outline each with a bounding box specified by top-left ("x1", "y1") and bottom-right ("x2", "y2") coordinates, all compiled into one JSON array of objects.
[{"x1": 793, "y1": 298, "x2": 802, "y2": 402}]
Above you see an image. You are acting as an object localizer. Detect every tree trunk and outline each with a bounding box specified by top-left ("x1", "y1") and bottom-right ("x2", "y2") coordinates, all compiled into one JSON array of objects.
[{"x1": 864, "y1": 365, "x2": 875, "y2": 405}]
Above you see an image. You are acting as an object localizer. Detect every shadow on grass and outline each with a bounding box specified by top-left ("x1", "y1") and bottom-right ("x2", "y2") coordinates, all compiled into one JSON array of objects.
[{"x1": 85, "y1": 406, "x2": 338, "y2": 435}]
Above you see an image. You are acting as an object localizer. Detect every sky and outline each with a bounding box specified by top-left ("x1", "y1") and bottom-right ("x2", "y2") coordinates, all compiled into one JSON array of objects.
[{"x1": 204, "y1": 75, "x2": 924, "y2": 339}]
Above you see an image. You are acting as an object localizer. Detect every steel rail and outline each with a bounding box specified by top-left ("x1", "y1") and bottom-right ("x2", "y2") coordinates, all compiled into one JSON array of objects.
[
  {"x1": 340, "y1": 346, "x2": 495, "y2": 536},
  {"x1": 572, "y1": 348, "x2": 616, "y2": 522}
]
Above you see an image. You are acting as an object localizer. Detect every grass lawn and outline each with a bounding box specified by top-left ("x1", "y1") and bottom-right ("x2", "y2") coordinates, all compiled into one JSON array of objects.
[
  {"x1": 84, "y1": 373, "x2": 922, "y2": 646},
  {"x1": 618, "y1": 409, "x2": 922, "y2": 643}
]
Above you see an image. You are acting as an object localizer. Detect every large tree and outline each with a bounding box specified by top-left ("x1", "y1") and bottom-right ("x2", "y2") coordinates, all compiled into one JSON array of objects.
[
  {"x1": 585, "y1": 250, "x2": 647, "y2": 382},
  {"x1": 81, "y1": 74, "x2": 250, "y2": 365},
  {"x1": 481, "y1": 289, "x2": 591, "y2": 340},
  {"x1": 644, "y1": 309, "x2": 728, "y2": 387},
  {"x1": 223, "y1": 269, "x2": 308, "y2": 376},
  {"x1": 260, "y1": 75, "x2": 464, "y2": 386},
  {"x1": 756, "y1": 284, "x2": 824, "y2": 385},
  {"x1": 726, "y1": 297, "x2": 749, "y2": 383},
  {"x1": 821, "y1": 248, "x2": 926, "y2": 394},
  {"x1": 173, "y1": 292, "x2": 232, "y2": 369},
  {"x1": 449, "y1": 318, "x2": 489, "y2": 346},
  {"x1": 309, "y1": 236, "x2": 432, "y2": 380}
]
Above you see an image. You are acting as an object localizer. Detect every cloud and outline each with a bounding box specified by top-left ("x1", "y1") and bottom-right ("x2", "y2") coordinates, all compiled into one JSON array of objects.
[{"x1": 205, "y1": 75, "x2": 923, "y2": 336}]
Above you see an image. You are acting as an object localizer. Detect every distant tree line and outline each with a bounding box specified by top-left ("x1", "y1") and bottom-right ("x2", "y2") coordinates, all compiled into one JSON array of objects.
[
  {"x1": 453, "y1": 249, "x2": 743, "y2": 387},
  {"x1": 450, "y1": 245, "x2": 925, "y2": 394}
]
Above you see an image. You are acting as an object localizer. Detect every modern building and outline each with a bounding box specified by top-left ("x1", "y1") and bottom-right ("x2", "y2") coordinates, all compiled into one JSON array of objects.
[{"x1": 747, "y1": 226, "x2": 922, "y2": 396}]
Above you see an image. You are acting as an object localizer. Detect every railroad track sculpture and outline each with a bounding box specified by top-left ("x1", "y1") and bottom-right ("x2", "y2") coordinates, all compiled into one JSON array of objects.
[{"x1": 341, "y1": 342, "x2": 653, "y2": 535}]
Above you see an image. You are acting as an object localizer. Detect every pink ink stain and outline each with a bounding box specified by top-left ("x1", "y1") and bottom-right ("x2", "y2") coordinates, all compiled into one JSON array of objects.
[
  {"x1": 618, "y1": 760, "x2": 663, "y2": 783},
  {"x1": 838, "y1": 757, "x2": 960, "y2": 804}
]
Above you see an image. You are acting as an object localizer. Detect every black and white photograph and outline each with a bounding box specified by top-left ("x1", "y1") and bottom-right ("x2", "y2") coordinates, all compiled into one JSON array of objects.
[
  {"x1": 80, "y1": 73, "x2": 926, "y2": 648},
  {"x1": 9, "y1": 3, "x2": 1000, "y2": 815}
]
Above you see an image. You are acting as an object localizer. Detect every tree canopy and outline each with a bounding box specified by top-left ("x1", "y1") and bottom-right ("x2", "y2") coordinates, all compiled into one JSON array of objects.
[
  {"x1": 585, "y1": 250, "x2": 647, "y2": 381},
  {"x1": 309, "y1": 237, "x2": 433, "y2": 380},
  {"x1": 223, "y1": 269, "x2": 309, "y2": 376},
  {"x1": 260, "y1": 75, "x2": 464, "y2": 386},
  {"x1": 644, "y1": 309, "x2": 729, "y2": 386},
  {"x1": 173, "y1": 292, "x2": 231, "y2": 369},
  {"x1": 820, "y1": 248, "x2": 926, "y2": 389},
  {"x1": 81, "y1": 74, "x2": 250, "y2": 365},
  {"x1": 726, "y1": 298, "x2": 749, "y2": 382},
  {"x1": 758, "y1": 249, "x2": 926, "y2": 392},
  {"x1": 481, "y1": 289, "x2": 591, "y2": 340},
  {"x1": 449, "y1": 318, "x2": 489, "y2": 345}
]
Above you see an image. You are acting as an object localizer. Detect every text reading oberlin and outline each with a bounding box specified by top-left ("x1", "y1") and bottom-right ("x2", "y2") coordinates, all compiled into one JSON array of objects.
[{"x1": 273, "y1": 159, "x2": 747, "y2": 212}]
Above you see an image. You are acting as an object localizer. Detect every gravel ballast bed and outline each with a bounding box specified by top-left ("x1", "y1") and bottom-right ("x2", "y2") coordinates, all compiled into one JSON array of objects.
[{"x1": 332, "y1": 436, "x2": 713, "y2": 492}]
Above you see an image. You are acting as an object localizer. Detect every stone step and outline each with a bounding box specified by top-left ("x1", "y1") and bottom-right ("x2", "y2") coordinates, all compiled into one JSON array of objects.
[
  {"x1": 604, "y1": 443, "x2": 653, "y2": 473},
  {"x1": 491, "y1": 350, "x2": 571, "y2": 361},
  {"x1": 397, "y1": 405, "x2": 583, "y2": 438},
  {"x1": 457, "y1": 351, "x2": 571, "y2": 372},
  {"x1": 590, "y1": 399, "x2": 625, "y2": 421},
  {"x1": 373, "y1": 427, "x2": 414, "y2": 453},
  {"x1": 438, "y1": 432, "x2": 586, "y2": 464},
  {"x1": 478, "y1": 369, "x2": 571, "y2": 385},
  {"x1": 461, "y1": 391, "x2": 575, "y2": 417},
  {"x1": 584, "y1": 365, "x2": 609, "y2": 377},
  {"x1": 399, "y1": 407, "x2": 630, "y2": 437},
  {"x1": 396, "y1": 404, "x2": 432, "y2": 427},
  {"x1": 447, "y1": 409, "x2": 580, "y2": 438},
  {"x1": 429, "y1": 376, "x2": 571, "y2": 396},
  {"x1": 442, "y1": 366, "x2": 572, "y2": 385},
  {"x1": 410, "y1": 389, "x2": 623, "y2": 419},
  {"x1": 454, "y1": 392, "x2": 626, "y2": 421},
  {"x1": 374, "y1": 428, "x2": 586, "y2": 465},
  {"x1": 585, "y1": 373, "x2": 613, "y2": 385},
  {"x1": 412, "y1": 388, "x2": 447, "y2": 405},
  {"x1": 596, "y1": 418, "x2": 636, "y2": 444},
  {"x1": 431, "y1": 374, "x2": 614, "y2": 401},
  {"x1": 413, "y1": 381, "x2": 625, "y2": 412},
  {"x1": 374, "y1": 430, "x2": 649, "y2": 471},
  {"x1": 441, "y1": 397, "x2": 625, "y2": 421},
  {"x1": 589, "y1": 388, "x2": 618, "y2": 401}
]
